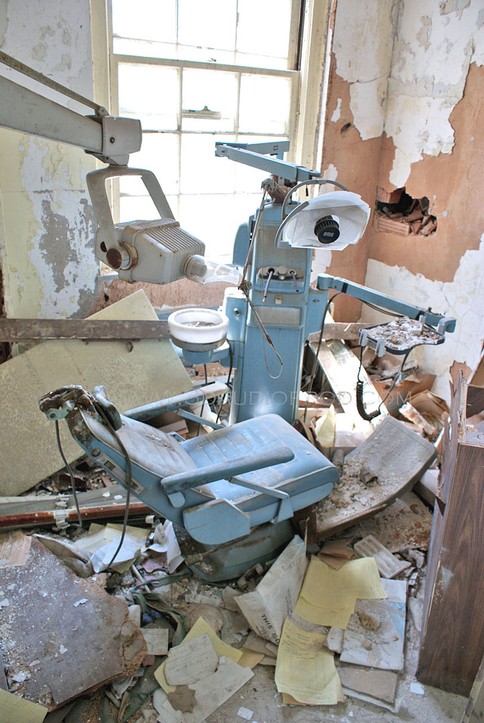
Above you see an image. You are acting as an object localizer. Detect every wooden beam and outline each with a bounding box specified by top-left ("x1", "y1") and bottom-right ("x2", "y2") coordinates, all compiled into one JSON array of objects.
[
  {"x1": 1, "y1": 318, "x2": 368, "y2": 343},
  {"x1": 0, "y1": 318, "x2": 171, "y2": 341}
]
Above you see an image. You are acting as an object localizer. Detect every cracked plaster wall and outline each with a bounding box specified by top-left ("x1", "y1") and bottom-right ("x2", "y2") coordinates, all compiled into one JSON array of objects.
[
  {"x1": 0, "y1": 0, "x2": 99, "y2": 319},
  {"x1": 322, "y1": 0, "x2": 483, "y2": 390}
]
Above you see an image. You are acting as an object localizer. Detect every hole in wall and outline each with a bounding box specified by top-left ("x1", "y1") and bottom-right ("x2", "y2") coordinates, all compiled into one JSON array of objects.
[
  {"x1": 340, "y1": 122, "x2": 352, "y2": 134},
  {"x1": 374, "y1": 187, "x2": 438, "y2": 237}
]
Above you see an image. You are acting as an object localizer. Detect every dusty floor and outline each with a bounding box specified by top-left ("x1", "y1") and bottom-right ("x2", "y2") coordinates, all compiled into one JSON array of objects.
[{"x1": 206, "y1": 666, "x2": 466, "y2": 722}]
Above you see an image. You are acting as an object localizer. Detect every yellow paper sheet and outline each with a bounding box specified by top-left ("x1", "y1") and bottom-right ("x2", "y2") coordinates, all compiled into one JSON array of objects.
[
  {"x1": 0, "y1": 689, "x2": 47, "y2": 723},
  {"x1": 295, "y1": 556, "x2": 386, "y2": 628},
  {"x1": 275, "y1": 618, "x2": 344, "y2": 705},
  {"x1": 154, "y1": 616, "x2": 243, "y2": 693},
  {"x1": 238, "y1": 649, "x2": 265, "y2": 668}
]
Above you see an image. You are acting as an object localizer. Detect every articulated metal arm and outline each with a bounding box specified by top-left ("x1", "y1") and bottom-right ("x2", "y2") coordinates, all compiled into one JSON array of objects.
[
  {"x1": 317, "y1": 274, "x2": 456, "y2": 334},
  {"x1": 0, "y1": 51, "x2": 141, "y2": 165},
  {"x1": 215, "y1": 141, "x2": 320, "y2": 183}
]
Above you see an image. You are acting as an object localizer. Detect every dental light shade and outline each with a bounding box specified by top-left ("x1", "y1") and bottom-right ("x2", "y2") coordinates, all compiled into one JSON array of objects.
[{"x1": 276, "y1": 191, "x2": 370, "y2": 250}]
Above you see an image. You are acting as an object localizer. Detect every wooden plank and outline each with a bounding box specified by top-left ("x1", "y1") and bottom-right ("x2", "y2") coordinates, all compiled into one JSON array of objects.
[
  {"x1": 418, "y1": 366, "x2": 484, "y2": 696},
  {"x1": 418, "y1": 442, "x2": 484, "y2": 695},
  {"x1": 0, "y1": 291, "x2": 192, "y2": 496},
  {"x1": 0, "y1": 318, "x2": 171, "y2": 341}
]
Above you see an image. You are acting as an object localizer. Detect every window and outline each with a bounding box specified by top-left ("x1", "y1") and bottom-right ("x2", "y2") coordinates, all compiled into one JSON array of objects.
[{"x1": 110, "y1": 0, "x2": 303, "y2": 261}]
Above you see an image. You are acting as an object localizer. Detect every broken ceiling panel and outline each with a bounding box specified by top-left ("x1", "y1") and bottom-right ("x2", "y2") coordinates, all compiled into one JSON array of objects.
[{"x1": 0, "y1": 537, "x2": 146, "y2": 710}]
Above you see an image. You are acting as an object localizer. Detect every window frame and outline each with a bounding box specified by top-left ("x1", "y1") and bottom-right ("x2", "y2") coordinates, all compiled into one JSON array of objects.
[{"x1": 106, "y1": 0, "x2": 330, "y2": 256}]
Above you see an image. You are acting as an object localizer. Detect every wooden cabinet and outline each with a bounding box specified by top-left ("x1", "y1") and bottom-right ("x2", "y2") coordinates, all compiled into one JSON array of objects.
[{"x1": 418, "y1": 359, "x2": 484, "y2": 696}]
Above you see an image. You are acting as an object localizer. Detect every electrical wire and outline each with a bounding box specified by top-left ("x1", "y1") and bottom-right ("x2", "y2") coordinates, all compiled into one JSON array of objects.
[
  {"x1": 356, "y1": 346, "x2": 412, "y2": 420},
  {"x1": 240, "y1": 188, "x2": 269, "y2": 285},
  {"x1": 302, "y1": 292, "x2": 342, "y2": 422},
  {"x1": 238, "y1": 185, "x2": 284, "y2": 378},
  {"x1": 54, "y1": 420, "x2": 83, "y2": 528},
  {"x1": 216, "y1": 341, "x2": 234, "y2": 423},
  {"x1": 94, "y1": 405, "x2": 134, "y2": 570},
  {"x1": 262, "y1": 268, "x2": 274, "y2": 302}
]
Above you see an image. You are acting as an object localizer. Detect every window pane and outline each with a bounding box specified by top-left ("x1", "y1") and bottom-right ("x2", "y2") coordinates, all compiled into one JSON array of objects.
[
  {"x1": 178, "y1": 0, "x2": 236, "y2": 52},
  {"x1": 237, "y1": 0, "x2": 292, "y2": 64},
  {"x1": 232, "y1": 135, "x2": 282, "y2": 192},
  {"x1": 180, "y1": 134, "x2": 237, "y2": 194},
  {"x1": 118, "y1": 64, "x2": 179, "y2": 131},
  {"x1": 182, "y1": 69, "x2": 237, "y2": 133},
  {"x1": 119, "y1": 190, "x2": 161, "y2": 223},
  {"x1": 112, "y1": 0, "x2": 176, "y2": 44},
  {"x1": 179, "y1": 193, "x2": 263, "y2": 261},
  {"x1": 123, "y1": 133, "x2": 180, "y2": 196},
  {"x1": 239, "y1": 75, "x2": 291, "y2": 134}
]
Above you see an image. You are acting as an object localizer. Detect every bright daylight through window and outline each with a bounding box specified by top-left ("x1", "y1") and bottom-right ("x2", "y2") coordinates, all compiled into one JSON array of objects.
[{"x1": 111, "y1": 0, "x2": 301, "y2": 261}]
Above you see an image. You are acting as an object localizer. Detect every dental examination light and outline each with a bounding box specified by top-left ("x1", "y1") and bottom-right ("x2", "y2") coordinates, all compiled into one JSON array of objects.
[{"x1": 275, "y1": 179, "x2": 371, "y2": 250}]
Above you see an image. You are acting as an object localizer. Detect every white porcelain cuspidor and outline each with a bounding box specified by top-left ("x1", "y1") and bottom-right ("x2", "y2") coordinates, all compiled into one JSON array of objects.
[{"x1": 167, "y1": 307, "x2": 229, "y2": 347}]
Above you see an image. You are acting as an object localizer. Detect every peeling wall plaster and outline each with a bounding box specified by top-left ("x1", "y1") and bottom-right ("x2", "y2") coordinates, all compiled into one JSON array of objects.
[
  {"x1": 384, "y1": 0, "x2": 484, "y2": 187},
  {"x1": 331, "y1": 0, "x2": 483, "y2": 186},
  {"x1": 332, "y1": 0, "x2": 398, "y2": 140},
  {"x1": 0, "y1": 0, "x2": 99, "y2": 319},
  {"x1": 363, "y1": 239, "x2": 484, "y2": 403}
]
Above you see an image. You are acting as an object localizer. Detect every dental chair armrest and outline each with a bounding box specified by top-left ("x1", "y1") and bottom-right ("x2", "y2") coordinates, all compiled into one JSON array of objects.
[
  {"x1": 162, "y1": 447, "x2": 295, "y2": 496},
  {"x1": 124, "y1": 381, "x2": 229, "y2": 422}
]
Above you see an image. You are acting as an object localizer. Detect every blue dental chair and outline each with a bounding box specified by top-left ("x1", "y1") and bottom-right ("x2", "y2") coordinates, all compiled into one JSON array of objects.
[{"x1": 39, "y1": 385, "x2": 338, "y2": 580}]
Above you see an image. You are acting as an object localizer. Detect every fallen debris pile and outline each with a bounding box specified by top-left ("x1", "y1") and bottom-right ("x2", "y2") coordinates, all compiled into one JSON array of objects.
[{"x1": 0, "y1": 477, "x2": 438, "y2": 721}]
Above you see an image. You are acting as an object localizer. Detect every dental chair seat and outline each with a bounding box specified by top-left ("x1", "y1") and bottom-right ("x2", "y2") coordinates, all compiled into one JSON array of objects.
[{"x1": 81, "y1": 409, "x2": 338, "y2": 546}]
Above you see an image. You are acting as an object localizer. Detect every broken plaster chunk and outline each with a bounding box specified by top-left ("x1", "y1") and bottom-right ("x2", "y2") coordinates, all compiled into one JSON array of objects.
[
  {"x1": 357, "y1": 610, "x2": 381, "y2": 631},
  {"x1": 165, "y1": 633, "x2": 218, "y2": 686},
  {"x1": 73, "y1": 598, "x2": 88, "y2": 607}
]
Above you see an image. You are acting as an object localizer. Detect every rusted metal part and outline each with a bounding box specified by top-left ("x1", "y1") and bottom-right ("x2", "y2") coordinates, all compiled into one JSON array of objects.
[
  {"x1": 0, "y1": 502, "x2": 152, "y2": 530},
  {"x1": 0, "y1": 318, "x2": 171, "y2": 341}
]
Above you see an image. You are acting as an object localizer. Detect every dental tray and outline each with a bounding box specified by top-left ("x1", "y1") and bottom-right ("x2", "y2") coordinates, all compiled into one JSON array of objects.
[{"x1": 359, "y1": 317, "x2": 445, "y2": 355}]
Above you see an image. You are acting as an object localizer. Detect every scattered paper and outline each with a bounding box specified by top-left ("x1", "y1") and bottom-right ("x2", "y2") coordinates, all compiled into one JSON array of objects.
[
  {"x1": 275, "y1": 617, "x2": 344, "y2": 705},
  {"x1": 237, "y1": 706, "x2": 254, "y2": 720},
  {"x1": 155, "y1": 617, "x2": 243, "y2": 693},
  {"x1": 295, "y1": 557, "x2": 386, "y2": 628},
  {"x1": 340, "y1": 578, "x2": 407, "y2": 671},
  {"x1": 165, "y1": 634, "x2": 218, "y2": 686},
  {"x1": 149, "y1": 521, "x2": 183, "y2": 573},
  {"x1": 318, "y1": 536, "x2": 355, "y2": 570},
  {"x1": 174, "y1": 656, "x2": 253, "y2": 723},
  {"x1": 142, "y1": 628, "x2": 169, "y2": 656},
  {"x1": 338, "y1": 664, "x2": 399, "y2": 705},
  {"x1": 0, "y1": 688, "x2": 47, "y2": 723},
  {"x1": 236, "y1": 536, "x2": 307, "y2": 644},
  {"x1": 153, "y1": 687, "x2": 185, "y2": 723},
  {"x1": 72, "y1": 523, "x2": 147, "y2": 572}
]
